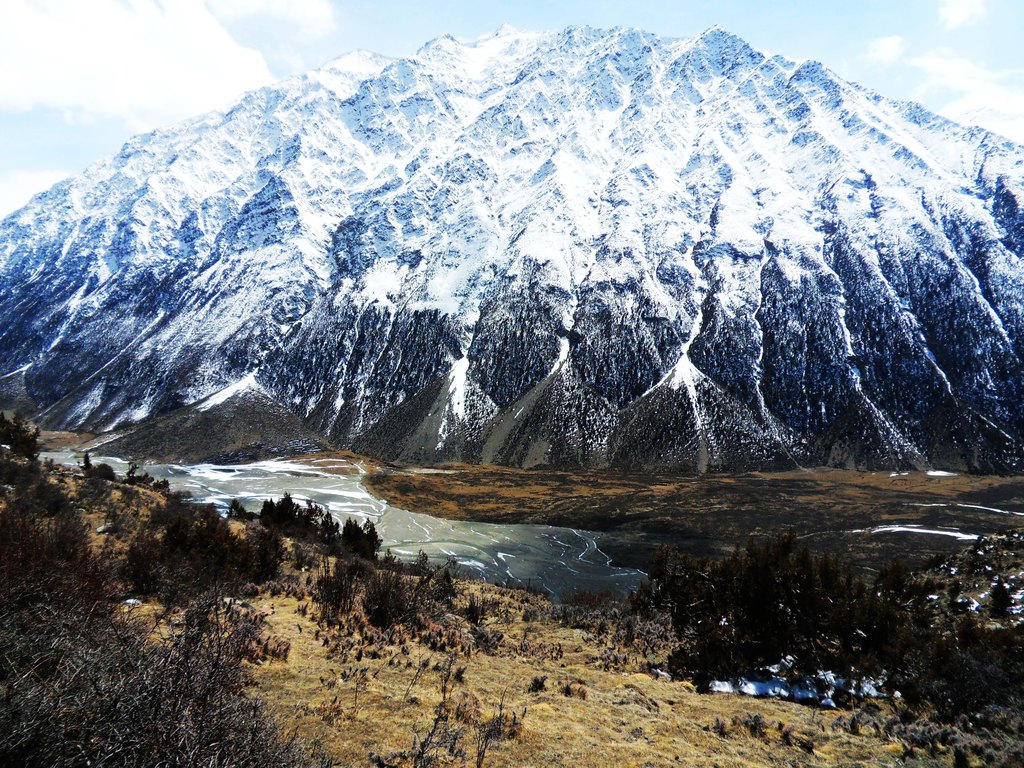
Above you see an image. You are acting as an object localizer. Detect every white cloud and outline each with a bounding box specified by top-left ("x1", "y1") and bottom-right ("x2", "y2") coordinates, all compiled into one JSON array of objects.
[
  {"x1": 0, "y1": 168, "x2": 69, "y2": 217},
  {"x1": 0, "y1": 0, "x2": 275, "y2": 130},
  {"x1": 206, "y1": 0, "x2": 337, "y2": 40},
  {"x1": 911, "y1": 52, "x2": 1024, "y2": 142},
  {"x1": 865, "y1": 36, "x2": 907, "y2": 68},
  {"x1": 938, "y1": 0, "x2": 988, "y2": 29}
]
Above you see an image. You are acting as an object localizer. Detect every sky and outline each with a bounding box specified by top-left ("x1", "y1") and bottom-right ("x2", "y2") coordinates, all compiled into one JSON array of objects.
[{"x1": 1, "y1": 0, "x2": 1022, "y2": 217}]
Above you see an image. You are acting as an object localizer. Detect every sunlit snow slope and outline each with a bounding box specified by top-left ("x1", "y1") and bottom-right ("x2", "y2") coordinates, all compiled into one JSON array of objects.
[{"x1": 2, "y1": 26, "x2": 1024, "y2": 472}]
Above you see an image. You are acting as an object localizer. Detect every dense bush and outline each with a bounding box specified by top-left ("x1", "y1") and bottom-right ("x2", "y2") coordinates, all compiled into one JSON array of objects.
[
  {"x1": 649, "y1": 534, "x2": 1024, "y2": 719},
  {"x1": 85, "y1": 461, "x2": 117, "y2": 482},
  {"x1": 123, "y1": 496, "x2": 284, "y2": 602},
  {"x1": 0, "y1": 475, "x2": 315, "y2": 766},
  {"x1": 248, "y1": 524, "x2": 287, "y2": 582},
  {"x1": 0, "y1": 455, "x2": 71, "y2": 517},
  {"x1": 80, "y1": 451, "x2": 118, "y2": 482},
  {"x1": 122, "y1": 528, "x2": 163, "y2": 595},
  {"x1": 909, "y1": 617, "x2": 1024, "y2": 720},
  {"x1": 363, "y1": 568, "x2": 411, "y2": 629},
  {"x1": 313, "y1": 555, "x2": 369, "y2": 618},
  {"x1": 312, "y1": 548, "x2": 458, "y2": 630},
  {"x1": 650, "y1": 535, "x2": 924, "y2": 681}
]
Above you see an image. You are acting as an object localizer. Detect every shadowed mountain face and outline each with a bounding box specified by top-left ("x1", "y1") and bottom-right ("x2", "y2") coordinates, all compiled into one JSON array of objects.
[{"x1": 2, "y1": 26, "x2": 1023, "y2": 472}]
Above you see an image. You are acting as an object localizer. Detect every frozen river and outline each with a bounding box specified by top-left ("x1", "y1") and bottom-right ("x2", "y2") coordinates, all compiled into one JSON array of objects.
[{"x1": 45, "y1": 452, "x2": 645, "y2": 598}]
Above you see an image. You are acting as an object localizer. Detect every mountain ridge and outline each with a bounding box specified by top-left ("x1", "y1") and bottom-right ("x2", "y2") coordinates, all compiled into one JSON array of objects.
[{"x1": 2, "y1": 24, "x2": 1023, "y2": 472}]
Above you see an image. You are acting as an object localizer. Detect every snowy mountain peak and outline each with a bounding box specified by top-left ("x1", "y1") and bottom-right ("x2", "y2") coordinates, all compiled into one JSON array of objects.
[
  {"x1": 689, "y1": 23, "x2": 761, "y2": 62},
  {"x1": 1, "y1": 25, "x2": 1023, "y2": 472},
  {"x1": 323, "y1": 49, "x2": 393, "y2": 77},
  {"x1": 492, "y1": 22, "x2": 525, "y2": 38}
]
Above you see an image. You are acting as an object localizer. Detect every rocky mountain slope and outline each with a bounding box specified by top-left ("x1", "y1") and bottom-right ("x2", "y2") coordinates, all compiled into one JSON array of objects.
[{"x1": 2, "y1": 25, "x2": 1023, "y2": 472}]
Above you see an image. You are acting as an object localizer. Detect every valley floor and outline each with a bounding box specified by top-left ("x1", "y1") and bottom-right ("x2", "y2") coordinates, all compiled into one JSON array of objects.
[
  {"x1": 44, "y1": 425, "x2": 1024, "y2": 575},
  {"x1": 364, "y1": 463, "x2": 1024, "y2": 572}
]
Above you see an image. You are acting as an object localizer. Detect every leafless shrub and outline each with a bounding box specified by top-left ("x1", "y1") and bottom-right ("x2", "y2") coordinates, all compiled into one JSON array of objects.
[
  {"x1": 314, "y1": 555, "x2": 366, "y2": 618},
  {"x1": 364, "y1": 568, "x2": 411, "y2": 629},
  {"x1": 410, "y1": 655, "x2": 466, "y2": 767},
  {"x1": 404, "y1": 657, "x2": 431, "y2": 702},
  {"x1": 473, "y1": 688, "x2": 527, "y2": 768},
  {"x1": 734, "y1": 712, "x2": 769, "y2": 740},
  {"x1": 453, "y1": 691, "x2": 482, "y2": 724}
]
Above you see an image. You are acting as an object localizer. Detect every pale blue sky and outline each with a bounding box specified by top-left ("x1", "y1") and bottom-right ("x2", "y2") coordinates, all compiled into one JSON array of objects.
[{"x1": 1, "y1": 0, "x2": 1021, "y2": 216}]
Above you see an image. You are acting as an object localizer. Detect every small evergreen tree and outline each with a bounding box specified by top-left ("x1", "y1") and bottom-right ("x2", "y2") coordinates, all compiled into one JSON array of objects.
[
  {"x1": 0, "y1": 412, "x2": 40, "y2": 460},
  {"x1": 990, "y1": 579, "x2": 1013, "y2": 618},
  {"x1": 247, "y1": 526, "x2": 285, "y2": 582},
  {"x1": 227, "y1": 498, "x2": 254, "y2": 521},
  {"x1": 341, "y1": 518, "x2": 381, "y2": 560}
]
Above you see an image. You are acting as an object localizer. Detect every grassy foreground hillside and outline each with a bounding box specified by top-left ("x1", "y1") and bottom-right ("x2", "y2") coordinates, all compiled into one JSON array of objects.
[{"x1": 3, "y1": 422, "x2": 1023, "y2": 766}]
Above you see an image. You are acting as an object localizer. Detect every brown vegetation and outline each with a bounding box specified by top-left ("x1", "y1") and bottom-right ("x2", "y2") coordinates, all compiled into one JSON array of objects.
[
  {"x1": 365, "y1": 463, "x2": 1024, "y2": 572},
  {"x1": 6, "y1": 424, "x2": 1024, "y2": 766},
  {"x1": 0, "y1": 440, "x2": 319, "y2": 766}
]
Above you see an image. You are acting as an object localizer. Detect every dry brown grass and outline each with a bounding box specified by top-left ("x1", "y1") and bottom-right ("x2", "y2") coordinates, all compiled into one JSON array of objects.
[
  {"x1": 35, "y1": 462, "x2": 166, "y2": 554},
  {"x1": 38, "y1": 430, "x2": 95, "y2": 450},
  {"x1": 247, "y1": 582, "x2": 930, "y2": 767}
]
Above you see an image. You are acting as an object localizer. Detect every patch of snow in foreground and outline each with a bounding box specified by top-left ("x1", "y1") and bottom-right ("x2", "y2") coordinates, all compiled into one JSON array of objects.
[
  {"x1": 709, "y1": 669, "x2": 887, "y2": 706},
  {"x1": 926, "y1": 470, "x2": 959, "y2": 477}
]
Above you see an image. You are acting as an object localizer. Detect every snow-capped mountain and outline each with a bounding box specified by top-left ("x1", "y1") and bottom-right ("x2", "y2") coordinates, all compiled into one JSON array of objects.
[{"x1": 2, "y1": 25, "x2": 1024, "y2": 472}]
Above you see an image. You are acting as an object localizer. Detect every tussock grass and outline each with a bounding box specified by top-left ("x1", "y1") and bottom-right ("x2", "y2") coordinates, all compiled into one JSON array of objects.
[{"x1": 249, "y1": 582, "x2": 920, "y2": 767}]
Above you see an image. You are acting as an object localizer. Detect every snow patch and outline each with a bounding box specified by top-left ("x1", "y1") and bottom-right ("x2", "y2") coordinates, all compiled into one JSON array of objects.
[
  {"x1": 709, "y1": 667, "x2": 887, "y2": 705},
  {"x1": 196, "y1": 373, "x2": 260, "y2": 412},
  {"x1": 0, "y1": 364, "x2": 30, "y2": 379},
  {"x1": 361, "y1": 265, "x2": 404, "y2": 306},
  {"x1": 865, "y1": 525, "x2": 979, "y2": 541},
  {"x1": 447, "y1": 356, "x2": 470, "y2": 419},
  {"x1": 957, "y1": 503, "x2": 1024, "y2": 517}
]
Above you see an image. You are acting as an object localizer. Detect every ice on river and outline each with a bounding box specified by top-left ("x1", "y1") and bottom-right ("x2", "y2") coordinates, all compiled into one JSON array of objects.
[{"x1": 44, "y1": 452, "x2": 644, "y2": 598}]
